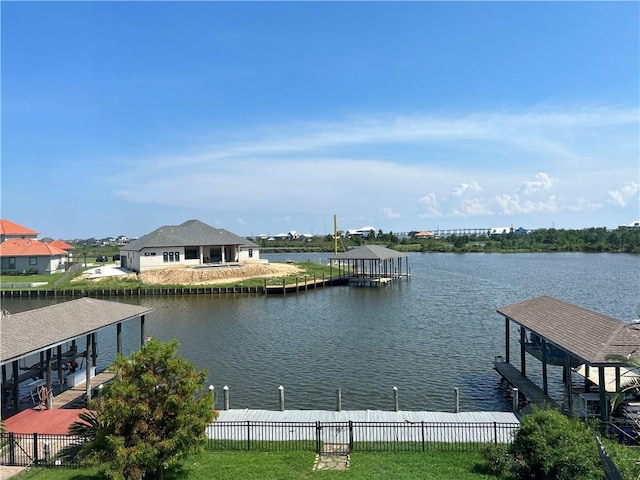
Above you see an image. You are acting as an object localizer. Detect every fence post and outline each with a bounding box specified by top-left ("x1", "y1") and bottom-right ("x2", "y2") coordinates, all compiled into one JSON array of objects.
[
  {"x1": 316, "y1": 421, "x2": 321, "y2": 454},
  {"x1": 494, "y1": 422, "x2": 498, "y2": 445},
  {"x1": 246, "y1": 421, "x2": 251, "y2": 450},
  {"x1": 279, "y1": 385, "x2": 285, "y2": 412},
  {"x1": 336, "y1": 388, "x2": 342, "y2": 412},
  {"x1": 348, "y1": 421, "x2": 354, "y2": 452},
  {"x1": 223, "y1": 385, "x2": 229, "y2": 410},
  {"x1": 8, "y1": 432, "x2": 15, "y2": 466},
  {"x1": 421, "y1": 421, "x2": 426, "y2": 452},
  {"x1": 33, "y1": 433, "x2": 38, "y2": 465}
]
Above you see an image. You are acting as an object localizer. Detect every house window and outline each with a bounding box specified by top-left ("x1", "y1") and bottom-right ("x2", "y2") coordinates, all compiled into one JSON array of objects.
[
  {"x1": 1, "y1": 257, "x2": 16, "y2": 270},
  {"x1": 29, "y1": 257, "x2": 38, "y2": 265},
  {"x1": 150, "y1": 252, "x2": 156, "y2": 256},
  {"x1": 169, "y1": 252, "x2": 174, "y2": 262},
  {"x1": 248, "y1": 248, "x2": 253, "y2": 258},
  {"x1": 175, "y1": 252, "x2": 180, "y2": 261},
  {"x1": 185, "y1": 248, "x2": 198, "y2": 260},
  {"x1": 163, "y1": 252, "x2": 169, "y2": 262}
]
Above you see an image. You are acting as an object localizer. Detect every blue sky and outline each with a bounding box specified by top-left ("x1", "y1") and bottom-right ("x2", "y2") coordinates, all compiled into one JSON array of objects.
[{"x1": 2, "y1": 1, "x2": 639, "y2": 240}]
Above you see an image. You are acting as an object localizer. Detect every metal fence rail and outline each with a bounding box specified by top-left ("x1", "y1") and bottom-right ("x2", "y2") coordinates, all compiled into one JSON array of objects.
[
  {"x1": 0, "y1": 432, "x2": 81, "y2": 467},
  {"x1": 206, "y1": 421, "x2": 521, "y2": 453}
]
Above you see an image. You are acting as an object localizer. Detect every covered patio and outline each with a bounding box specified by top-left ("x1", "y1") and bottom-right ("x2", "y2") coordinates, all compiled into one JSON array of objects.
[{"x1": 494, "y1": 296, "x2": 640, "y2": 421}]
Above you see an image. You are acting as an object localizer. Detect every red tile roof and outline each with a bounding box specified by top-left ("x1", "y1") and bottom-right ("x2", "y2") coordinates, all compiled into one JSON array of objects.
[
  {"x1": 0, "y1": 239, "x2": 67, "y2": 257},
  {"x1": 0, "y1": 219, "x2": 38, "y2": 237},
  {"x1": 49, "y1": 239, "x2": 75, "y2": 251}
]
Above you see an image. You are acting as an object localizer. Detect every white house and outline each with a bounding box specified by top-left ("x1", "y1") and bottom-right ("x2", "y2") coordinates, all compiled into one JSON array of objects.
[{"x1": 120, "y1": 219, "x2": 260, "y2": 273}]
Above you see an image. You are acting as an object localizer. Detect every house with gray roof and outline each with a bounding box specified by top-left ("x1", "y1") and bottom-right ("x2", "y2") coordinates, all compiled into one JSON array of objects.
[{"x1": 120, "y1": 219, "x2": 259, "y2": 273}]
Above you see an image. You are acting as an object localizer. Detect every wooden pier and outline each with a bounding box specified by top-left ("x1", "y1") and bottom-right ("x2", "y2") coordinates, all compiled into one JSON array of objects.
[{"x1": 493, "y1": 361, "x2": 559, "y2": 412}]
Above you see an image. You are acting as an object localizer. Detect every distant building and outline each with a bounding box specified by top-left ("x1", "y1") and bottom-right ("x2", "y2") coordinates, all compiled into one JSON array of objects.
[
  {"x1": 620, "y1": 220, "x2": 640, "y2": 230},
  {"x1": 414, "y1": 231, "x2": 434, "y2": 239},
  {"x1": 120, "y1": 219, "x2": 260, "y2": 273},
  {"x1": 0, "y1": 219, "x2": 72, "y2": 274},
  {"x1": 489, "y1": 227, "x2": 512, "y2": 236}
]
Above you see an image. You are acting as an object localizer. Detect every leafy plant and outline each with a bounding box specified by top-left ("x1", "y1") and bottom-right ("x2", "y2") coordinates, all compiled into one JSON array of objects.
[
  {"x1": 70, "y1": 340, "x2": 215, "y2": 480},
  {"x1": 509, "y1": 407, "x2": 603, "y2": 480}
]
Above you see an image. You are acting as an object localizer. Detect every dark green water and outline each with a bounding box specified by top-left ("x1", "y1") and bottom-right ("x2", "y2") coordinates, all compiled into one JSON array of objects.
[{"x1": 4, "y1": 252, "x2": 639, "y2": 412}]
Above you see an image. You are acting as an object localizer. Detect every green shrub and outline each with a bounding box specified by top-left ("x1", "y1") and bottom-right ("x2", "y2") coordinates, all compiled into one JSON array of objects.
[
  {"x1": 510, "y1": 407, "x2": 603, "y2": 480},
  {"x1": 480, "y1": 443, "x2": 513, "y2": 476}
]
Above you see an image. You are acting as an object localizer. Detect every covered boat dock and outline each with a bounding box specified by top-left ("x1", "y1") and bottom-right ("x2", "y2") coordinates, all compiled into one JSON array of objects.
[
  {"x1": 494, "y1": 296, "x2": 640, "y2": 421},
  {"x1": 329, "y1": 245, "x2": 409, "y2": 287},
  {"x1": 1, "y1": 298, "x2": 151, "y2": 414}
]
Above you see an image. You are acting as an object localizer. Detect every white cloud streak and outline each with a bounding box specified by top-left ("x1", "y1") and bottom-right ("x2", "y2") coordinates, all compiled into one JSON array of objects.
[{"x1": 111, "y1": 105, "x2": 639, "y2": 229}]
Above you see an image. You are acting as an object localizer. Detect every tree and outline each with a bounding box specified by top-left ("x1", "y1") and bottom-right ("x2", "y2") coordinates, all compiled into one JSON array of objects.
[{"x1": 72, "y1": 340, "x2": 214, "y2": 480}]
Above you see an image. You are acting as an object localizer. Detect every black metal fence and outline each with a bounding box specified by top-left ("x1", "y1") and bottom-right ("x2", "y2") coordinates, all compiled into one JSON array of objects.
[
  {"x1": 0, "y1": 432, "x2": 81, "y2": 467},
  {"x1": 206, "y1": 421, "x2": 521, "y2": 454}
]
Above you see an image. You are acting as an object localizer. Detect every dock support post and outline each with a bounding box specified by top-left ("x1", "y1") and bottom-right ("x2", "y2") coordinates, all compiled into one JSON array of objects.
[
  {"x1": 85, "y1": 334, "x2": 93, "y2": 401},
  {"x1": 223, "y1": 385, "x2": 229, "y2": 410},
  {"x1": 336, "y1": 388, "x2": 342, "y2": 411},
  {"x1": 512, "y1": 388, "x2": 519, "y2": 413},
  {"x1": 393, "y1": 386, "x2": 399, "y2": 412},
  {"x1": 454, "y1": 388, "x2": 460, "y2": 413},
  {"x1": 279, "y1": 385, "x2": 285, "y2": 411},
  {"x1": 140, "y1": 315, "x2": 146, "y2": 348},
  {"x1": 116, "y1": 323, "x2": 122, "y2": 355},
  {"x1": 208, "y1": 385, "x2": 215, "y2": 410}
]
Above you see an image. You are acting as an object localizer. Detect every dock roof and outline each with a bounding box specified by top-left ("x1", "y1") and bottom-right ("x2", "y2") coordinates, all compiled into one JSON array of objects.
[
  {"x1": 1, "y1": 298, "x2": 151, "y2": 365},
  {"x1": 497, "y1": 296, "x2": 640, "y2": 366},
  {"x1": 330, "y1": 245, "x2": 407, "y2": 261}
]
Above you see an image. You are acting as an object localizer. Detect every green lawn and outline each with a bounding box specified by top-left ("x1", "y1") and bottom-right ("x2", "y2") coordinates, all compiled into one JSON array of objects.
[{"x1": 15, "y1": 450, "x2": 504, "y2": 479}]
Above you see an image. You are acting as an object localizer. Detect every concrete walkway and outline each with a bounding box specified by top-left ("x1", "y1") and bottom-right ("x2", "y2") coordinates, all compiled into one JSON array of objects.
[{"x1": 0, "y1": 466, "x2": 27, "y2": 480}]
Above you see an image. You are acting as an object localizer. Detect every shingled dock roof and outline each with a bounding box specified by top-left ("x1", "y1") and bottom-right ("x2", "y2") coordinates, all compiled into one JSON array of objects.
[
  {"x1": 123, "y1": 219, "x2": 257, "y2": 251},
  {"x1": 329, "y1": 244, "x2": 408, "y2": 260},
  {"x1": 497, "y1": 296, "x2": 640, "y2": 366},
  {"x1": 1, "y1": 298, "x2": 151, "y2": 365}
]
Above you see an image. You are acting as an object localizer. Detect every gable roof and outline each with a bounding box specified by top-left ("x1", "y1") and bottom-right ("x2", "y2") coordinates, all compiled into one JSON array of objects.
[
  {"x1": 0, "y1": 238, "x2": 68, "y2": 257},
  {"x1": 1, "y1": 298, "x2": 151, "y2": 365},
  {"x1": 0, "y1": 219, "x2": 38, "y2": 237},
  {"x1": 497, "y1": 296, "x2": 640, "y2": 366},
  {"x1": 123, "y1": 219, "x2": 258, "y2": 251},
  {"x1": 49, "y1": 239, "x2": 75, "y2": 251},
  {"x1": 330, "y1": 245, "x2": 408, "y2": 261}
]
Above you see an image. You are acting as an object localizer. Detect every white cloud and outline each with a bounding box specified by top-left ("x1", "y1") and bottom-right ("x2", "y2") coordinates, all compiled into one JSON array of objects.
[
  {"x1": 451, "y1": 198, "x2": 492, "y2": 217},
  {"x1": 451, "y1": 181, "x2": 482, "y2": 197},
  {"x1": 518, "y1": 172, "x2": 558, "y2": 195},
  {"x1": 418, "y1": 193, "x2": 442, "y2": 218},
  {"x1": 381, "y1": 208, "x2": 401, "y2": 219},
  {"x1": 608, "y1": 181, "x2": 639, "y2": 207},
  {"x1": 111, "y1": 105, "x2": 638, "y2": 230}
]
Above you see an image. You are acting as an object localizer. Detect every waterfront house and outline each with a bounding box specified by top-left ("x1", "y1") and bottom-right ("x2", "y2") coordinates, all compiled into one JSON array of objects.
[
  {"x1": 0, "y1": 220, "x2": 73, "y2": 274},
  {"x1": 119, "y1": 219, "x2": 260, "y2": 273}
]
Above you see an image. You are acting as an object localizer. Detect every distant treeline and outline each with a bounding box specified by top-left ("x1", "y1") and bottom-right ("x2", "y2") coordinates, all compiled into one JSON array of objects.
[{"x1": 253, "y1": 227, "x2": 640, "y2": 254}]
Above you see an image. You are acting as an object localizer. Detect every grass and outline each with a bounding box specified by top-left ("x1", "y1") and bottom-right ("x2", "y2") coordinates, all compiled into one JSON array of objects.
[
  {"x1": 0, "y1": 272, "x2": 66, "y2": 289},
  {"x1": 14, "y1": 450, "x2": 505, "y2": 479}
]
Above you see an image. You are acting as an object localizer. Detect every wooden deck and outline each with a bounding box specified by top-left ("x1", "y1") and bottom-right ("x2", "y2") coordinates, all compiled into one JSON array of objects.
[
  {"x1": 493, "y1": 361, "x2": 559, "y2": 412},
  {"x1": 51, "y1": 371, "x2": 116, "y2": 409}
]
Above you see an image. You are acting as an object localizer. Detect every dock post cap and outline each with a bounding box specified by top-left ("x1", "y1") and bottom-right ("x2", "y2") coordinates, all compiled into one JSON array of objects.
[
  {"x1": 208, "y1": 385, "x2": 214, "y2": 391},
  {"x1": 278, "y1": 385, "x2": 284, "y2": 390},
  {"x1": 223, "y1": 385, "x2": 229, "y2": 390}
]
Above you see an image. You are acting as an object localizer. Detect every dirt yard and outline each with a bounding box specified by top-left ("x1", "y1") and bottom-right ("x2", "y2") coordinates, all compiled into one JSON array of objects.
[{"x1": 136, "y1": 262, "x2": 302, "y2": 285}]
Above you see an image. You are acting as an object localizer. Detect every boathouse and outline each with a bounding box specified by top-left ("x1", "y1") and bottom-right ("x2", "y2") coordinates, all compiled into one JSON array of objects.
[
  {"x1": 1, "y1": 298, "x2": 151, "y2": 413},
  {"x1": 329, "y1": 245, "x2": 409, "y2": 287},
  {"x1": 494, "y1": 296, "x2": 640, "y2": 421}
]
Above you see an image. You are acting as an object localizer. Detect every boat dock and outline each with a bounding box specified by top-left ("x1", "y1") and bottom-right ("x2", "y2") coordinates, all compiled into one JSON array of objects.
[
  {"x1": 51, "y1": 371, "x2": 116, "y2": 409},
  {"x1": 493, "y1": 361, "x2": 559, "y2": 412}
]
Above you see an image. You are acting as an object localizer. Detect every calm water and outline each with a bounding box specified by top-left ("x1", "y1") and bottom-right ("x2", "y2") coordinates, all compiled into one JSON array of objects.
[{"x1": 3, "y1": 253, "x2": 639, "y2": 412}]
